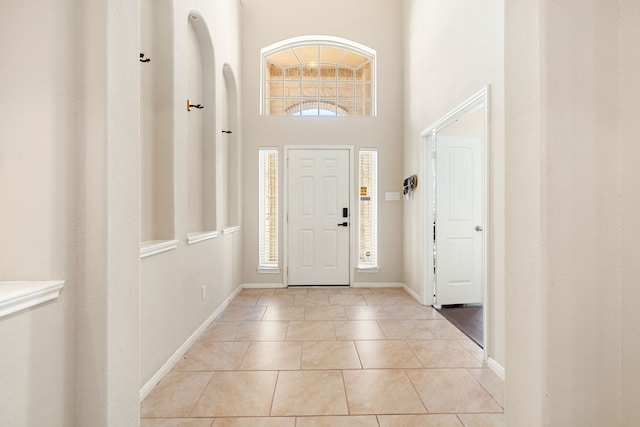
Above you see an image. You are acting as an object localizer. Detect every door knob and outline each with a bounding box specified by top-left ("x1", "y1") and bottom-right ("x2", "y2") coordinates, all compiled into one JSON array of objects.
[
  {"x1": 475, "y1": 225, "x2": 483, "y2": 231},
  {"x1": 338, "y1": 222, "x2": 348, "y2": 227}
]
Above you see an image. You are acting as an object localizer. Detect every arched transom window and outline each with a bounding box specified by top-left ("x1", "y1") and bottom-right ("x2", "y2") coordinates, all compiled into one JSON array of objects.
[{"x1": 261, "y1": 36, "x2": 376, "y2": 116}]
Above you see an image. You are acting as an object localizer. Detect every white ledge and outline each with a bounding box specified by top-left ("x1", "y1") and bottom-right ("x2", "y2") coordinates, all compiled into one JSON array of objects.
[
  {"x1": 0, "y1": 281, "x2": 65, "y2": 319},
  {"x1": 222, "y1": 226, "x2": 241, "y2": 235},
  {"x1": 357, "y1": 266, "x2": 380, "y2": 273},
  {"x1": 187, "y1": 231, "x2": 219, "y2": 245},
  {"x1": 140, "y1": 240, "x2": 179, "y2": 258},
  {"x1": 257, "y1": 267, "x2": 280, "y2": 274}
]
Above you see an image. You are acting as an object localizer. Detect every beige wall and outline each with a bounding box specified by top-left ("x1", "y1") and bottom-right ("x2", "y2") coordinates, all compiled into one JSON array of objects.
[
  {"x1": 2, "y1": 0, "x2": 242, "y2": 423},
  {"x1": 240, "y1": 0, "x2": 404, "y2": 286},
  {"x1": 1, "y1": 0, "x2": 142, "y2": 425},
  {"x1": 503, "y1": 0, "x2": 544, "y2": 423},
  {"x1": 0, "y1": 1, "x2": 78, "y2": 425},
  {"x1": 76, "y1": 0, "x2": 142, "y2": 424},
  {"x1": 505, "y1": 0, "x2": 639, "y2": 424},
  {"x1": 401, "y1": 0, "x2": 506, "y2": 367},
  {"x1": 619, "y1": 0, "x2": 639, "y2": 425},
  {"x1": 140, "y1": 0, "x2": 243, "y2": 388}
]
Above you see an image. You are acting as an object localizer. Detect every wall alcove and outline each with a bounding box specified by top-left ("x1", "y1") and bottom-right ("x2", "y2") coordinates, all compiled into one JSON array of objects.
[
  {"x1": 221, "y1": 63, "x2": 240, "y2": 232},
  {"x1": 140, "y1": 0, "x2": 177, "y2": 256},
  {"x1": 186, "y1": 11, "x2": 217, "y2": 244}
]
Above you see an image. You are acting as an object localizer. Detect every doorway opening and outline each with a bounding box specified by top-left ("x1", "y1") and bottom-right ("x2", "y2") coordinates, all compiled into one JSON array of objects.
[{"x1": 422, "y1": 87, "x2": 489, "y2": 352}]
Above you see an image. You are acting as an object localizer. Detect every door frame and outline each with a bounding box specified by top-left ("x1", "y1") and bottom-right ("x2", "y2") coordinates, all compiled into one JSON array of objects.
[
  {"x1": 283, "y1": 145, "x2": 355, "y2": 287},
  {"x1": 420, "y1": 86, "x2": 490, "y2": 357}
]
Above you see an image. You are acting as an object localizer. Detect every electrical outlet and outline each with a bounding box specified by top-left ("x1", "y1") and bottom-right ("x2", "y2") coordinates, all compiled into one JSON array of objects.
[{"x1": 200, "y1": 285, "x2": 206, "y2": 301}]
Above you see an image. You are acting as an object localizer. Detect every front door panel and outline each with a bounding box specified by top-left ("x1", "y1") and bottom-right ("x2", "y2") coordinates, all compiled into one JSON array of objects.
[{"x1": 288, "y1": 149, "x2": 350, "y2": 285}]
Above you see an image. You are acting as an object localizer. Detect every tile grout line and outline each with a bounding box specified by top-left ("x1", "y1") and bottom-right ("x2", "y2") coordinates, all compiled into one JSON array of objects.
[
  {"x1": 464, "y1": 366, "x2": 504, "y2": 410},
  {"x1": 268, "y1": 370, "x2": 281, "y2": 417},
  {"x1": 340, "y1": 369, "x2": 352, "y2": 416},
  {"x1": 403, "y1": 368, "x2": 431, "y2": 414},
  {"x1": 186, "y1": 370, "x2": 216, "y2": 419}
]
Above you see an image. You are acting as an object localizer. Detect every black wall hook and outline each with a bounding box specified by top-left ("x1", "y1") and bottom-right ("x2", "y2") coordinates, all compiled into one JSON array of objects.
[
  {"x1": 222, "y1": 130, "x2": 233, "y2": 134},
  {"x1": 139, "y1": 53, "x2": 151, "y2": 63}
]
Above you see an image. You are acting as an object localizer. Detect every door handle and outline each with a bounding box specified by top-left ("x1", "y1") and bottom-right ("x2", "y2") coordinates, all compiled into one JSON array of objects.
[
  {"x1": 475, "y1": 225, "x2": 483, "y2": 231},
  {"x1": 338, "y1": 222, "x2": 348, "y2": 227}
]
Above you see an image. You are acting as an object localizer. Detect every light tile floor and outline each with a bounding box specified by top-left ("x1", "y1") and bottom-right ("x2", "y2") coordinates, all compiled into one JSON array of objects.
[{"x1": 141, "y1": 287, "x2": 504, "y2": 427}]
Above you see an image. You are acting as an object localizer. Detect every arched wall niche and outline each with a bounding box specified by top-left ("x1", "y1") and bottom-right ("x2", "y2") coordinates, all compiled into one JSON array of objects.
[
  {"x1": 140, "y1": 0, "x2": 175, "y2": 246},
  {"x1": 186, "y1": 10, "x2": 217, "y2": 236},
  {"x1": 222, "y1": 63, "x2": 240, "y2": 229}
]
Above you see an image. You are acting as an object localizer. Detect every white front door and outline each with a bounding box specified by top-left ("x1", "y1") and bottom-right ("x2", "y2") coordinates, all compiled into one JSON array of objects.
[
  {"x1": 435, "y1": 136, "x2": 483, "y2": 305},
  {"x1": 287, "y1": 149, "x2": 350, "y2": 286}
]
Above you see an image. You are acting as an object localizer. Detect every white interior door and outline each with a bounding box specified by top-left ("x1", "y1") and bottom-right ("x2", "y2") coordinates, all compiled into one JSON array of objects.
[
  {"x1": 288, "y1": 149, "x2": 350, "y2": 286},
  {"x1": 435, "y1": 136, "x2": 483, "y2": 305}
]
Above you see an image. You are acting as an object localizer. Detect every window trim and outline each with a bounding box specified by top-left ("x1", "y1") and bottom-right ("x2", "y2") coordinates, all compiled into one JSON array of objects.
[{"x1": 260, "y1": 35, "x2": 377, "y2": 117}]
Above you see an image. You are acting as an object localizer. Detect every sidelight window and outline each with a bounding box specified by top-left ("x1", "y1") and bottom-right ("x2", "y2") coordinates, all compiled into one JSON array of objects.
[
  {"x1": 258, "y1": 148, "x2": 279, "y2": 269},
  {"x1": 358, "y1": 149, "x2": 378, "y2": 269}
]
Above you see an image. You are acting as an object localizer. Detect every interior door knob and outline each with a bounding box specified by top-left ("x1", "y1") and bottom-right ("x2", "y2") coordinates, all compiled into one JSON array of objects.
[{"x1": 475, "y1": 225, "x2": 483, "y2": 231}]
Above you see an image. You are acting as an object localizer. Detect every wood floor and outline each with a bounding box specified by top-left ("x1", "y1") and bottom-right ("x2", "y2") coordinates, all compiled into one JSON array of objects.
[{"x1": 436, "y1": 304, "x2": 483, "y2": 348}]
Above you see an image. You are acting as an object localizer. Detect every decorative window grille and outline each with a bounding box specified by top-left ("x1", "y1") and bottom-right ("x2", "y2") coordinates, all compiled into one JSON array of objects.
[
  {"x1": 261, "y1": 36, "x2": 376, "y2": 117},
  {"x1": 259, "y1": 148, "x2": 278, "y2": 268},
  {"x1": 359, "y1": 149, "x2": 378, "y2": 268}
]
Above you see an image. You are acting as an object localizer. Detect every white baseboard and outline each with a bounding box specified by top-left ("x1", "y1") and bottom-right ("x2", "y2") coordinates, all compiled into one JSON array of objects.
[
  {"x1": 241, "y1": 283, "x2": 286, "y2": 289},
  {"x1": 401, "y1": 283, "x2": 423, "y2": 304},
  {"x1": 243, "y1": 283, "x2": 410, "y2": 291},
  {"x1": 351, "y1": 282, "x2": 404, "y2": 288},
  {"x1": 487, "y1": 357, "x2": 505, "y2": 380},
  {"x1": 139, "y1": 286, "x2": 243, "y2": 401}
]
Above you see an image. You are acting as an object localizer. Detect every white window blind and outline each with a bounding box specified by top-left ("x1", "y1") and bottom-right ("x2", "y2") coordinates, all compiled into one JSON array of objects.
[
  {"x1": 259, "y1": 149, "x2": 279, "y2": 268},
  {"x1": 358, "y1": 149, "x2": 378, "y2": 268}
]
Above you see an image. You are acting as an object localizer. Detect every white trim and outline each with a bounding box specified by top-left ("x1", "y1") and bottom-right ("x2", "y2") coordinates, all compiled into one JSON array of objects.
[
  {"x1": 420, "y1": 85, "x2": 491, "y2": 362},
  {"x1": 402, "y1": 283, "x2": 422, "y2": 303},
  {"x1": 487, "y1": 357, "x2": 506, "y2": 380},
  {"x1": 356, "y1": 267, "x2": 380, "y2": 273},
  {"x1": 140, "y1": 240, "x2": 179, "y2": 258},
  {"x1": 186, "y1": 231, "x2": 219, "y2": 245},
  {"x1": 221, "y1": 226, "x2": 240, "y2": 235},
  {"x1": 256, "y1": 268, "x2": 281, "y2": 274},
  {"x1": 284, "y1": 146, "x2": 355, "y2": 287},
  {"x1": 139, "y1": 286, "x2": 243, "y2": 401},
  {"x1": 262, "y1": 35, "x2": 376, "y2": 59},
  {"x1": 419, "y1": 87, "x2": 489, "y2": 138},
  {"x1": 0, "y1": 281, "x2": 65, "y2": 318},
  {"x1": 241, "y1": 283, "x2": 286, "y2": 289}
]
